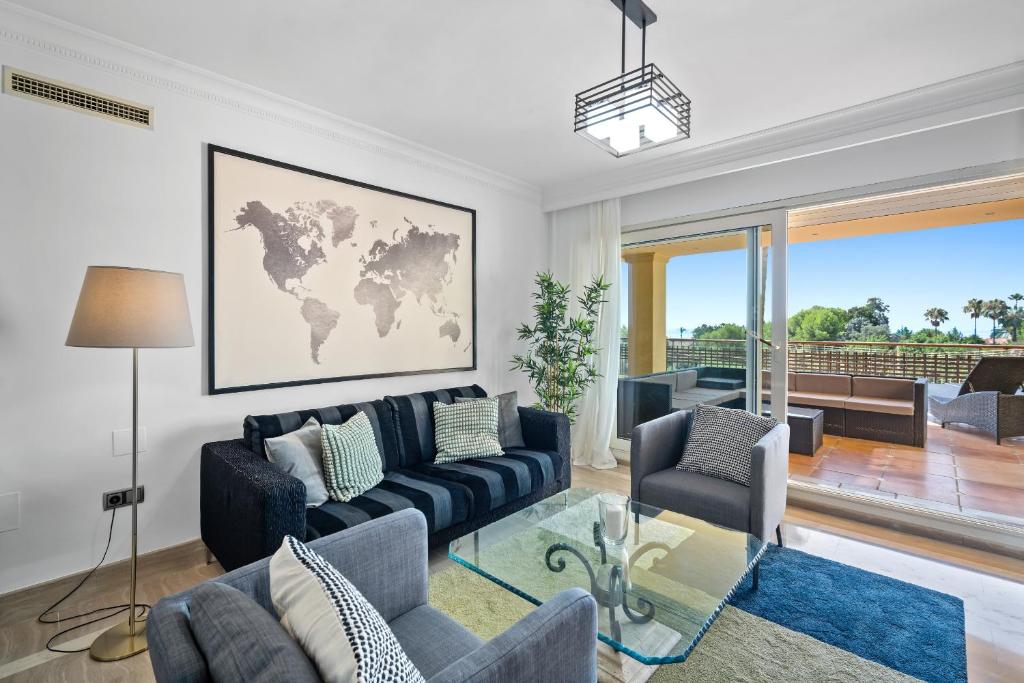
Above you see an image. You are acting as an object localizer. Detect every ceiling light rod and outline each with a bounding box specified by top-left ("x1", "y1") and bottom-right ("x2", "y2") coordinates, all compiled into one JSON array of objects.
[{"x1": 614, "y1": 0, "x2": 657, "y2": 78}]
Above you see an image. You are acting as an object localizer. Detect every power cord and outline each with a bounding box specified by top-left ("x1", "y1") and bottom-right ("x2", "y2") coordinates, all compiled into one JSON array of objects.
[{"x1": 37, "y1": 507, "x2": 151, "y2": 653}]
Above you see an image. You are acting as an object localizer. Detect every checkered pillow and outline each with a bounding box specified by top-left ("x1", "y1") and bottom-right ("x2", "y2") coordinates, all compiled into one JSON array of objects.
[
  {"x1": 676, "y1": 404, "x2": 778, "y2": 486},
  {"x1": 321, "y1": 412, "x2": 384, "y2": 502},
  {"x1": 433, "y1": 398, "x2": 503, "y2": 463}
]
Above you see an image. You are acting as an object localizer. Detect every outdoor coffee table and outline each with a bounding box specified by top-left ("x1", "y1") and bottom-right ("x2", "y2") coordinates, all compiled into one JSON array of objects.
[
  {"x1": 761, "y1": 403, "x2": 824, "y2": 455},
  {"x1": 449, "y1": 488, "x2": 766, "y2": 683}
]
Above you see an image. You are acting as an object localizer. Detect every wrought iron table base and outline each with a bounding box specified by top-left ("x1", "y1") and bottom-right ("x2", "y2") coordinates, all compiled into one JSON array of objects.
[{"x1": 544, "y1": 523, "x2": 657, "y2": 642}]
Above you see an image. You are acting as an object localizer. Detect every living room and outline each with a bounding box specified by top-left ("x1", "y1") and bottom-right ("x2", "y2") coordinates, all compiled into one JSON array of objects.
[{"x1": 1, "y1": 1, "x2": 1022, "y2": 682}]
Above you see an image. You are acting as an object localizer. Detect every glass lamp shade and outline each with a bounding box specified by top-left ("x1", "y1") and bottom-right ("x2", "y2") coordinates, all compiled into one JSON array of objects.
[
  {"x1": 66, "y1": 266, "x2": 194, "y2": 348},
  {"x1": 575, "y1": 63, "x2": 690, "y2": 157}
]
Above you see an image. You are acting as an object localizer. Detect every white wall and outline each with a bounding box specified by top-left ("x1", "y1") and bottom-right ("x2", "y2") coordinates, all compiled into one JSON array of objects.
[
  {"x1": 0, "y1": 8, "x2": 546, "y2": 594},
  {"x1": 620, "y1": 110, "x2": 1024, "y2": 228}
]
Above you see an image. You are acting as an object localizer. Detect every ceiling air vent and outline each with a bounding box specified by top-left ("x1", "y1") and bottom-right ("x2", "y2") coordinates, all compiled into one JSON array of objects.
[{"x1": 3, "y1": 67, "x2": 153, "y2": 129}]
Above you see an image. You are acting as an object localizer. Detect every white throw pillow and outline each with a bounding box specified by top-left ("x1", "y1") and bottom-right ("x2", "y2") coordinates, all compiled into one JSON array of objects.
[
  {"x1": 264, "y1": 417, "x2": 329, "y2": 507},
  {"x1": 270, "y1": 536, "x2": 425, "y2": 683}
]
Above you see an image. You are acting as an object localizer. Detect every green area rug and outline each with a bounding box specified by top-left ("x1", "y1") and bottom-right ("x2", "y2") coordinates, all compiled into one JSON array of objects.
[{"x1": 429, "y1": 566, "x2": 921, "y2": 682}]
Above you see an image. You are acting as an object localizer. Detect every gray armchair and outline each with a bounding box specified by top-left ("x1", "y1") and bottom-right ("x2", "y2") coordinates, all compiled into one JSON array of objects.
[
  {"x1": 149, "y1": 509, "x2": 598, "y2": 683},
  {"x1": 630, "y1": 410, "x2": 790, "y2": 547}
]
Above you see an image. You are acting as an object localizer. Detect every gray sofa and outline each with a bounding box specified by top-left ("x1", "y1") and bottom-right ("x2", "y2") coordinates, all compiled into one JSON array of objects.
[
  {"x1": 630, "y1": 410, "x2": 790, "y2": 547},
  {"x1": 149, "y1": 509, "x2": 598, "y2": 683}
]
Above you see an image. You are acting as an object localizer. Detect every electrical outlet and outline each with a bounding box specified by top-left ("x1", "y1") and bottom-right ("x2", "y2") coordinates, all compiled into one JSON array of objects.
[
  {"x1": 112, "y1": 428, "x2": 147, "y2": 457},
  {"x1": 102, "y1": 486, "x2": 145, "y2": 511}
]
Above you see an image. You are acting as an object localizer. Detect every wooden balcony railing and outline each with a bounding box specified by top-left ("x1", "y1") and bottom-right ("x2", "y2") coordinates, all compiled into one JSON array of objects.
[{"x1": 619, "y1": 337, "x2": 1024, "y2": 385}]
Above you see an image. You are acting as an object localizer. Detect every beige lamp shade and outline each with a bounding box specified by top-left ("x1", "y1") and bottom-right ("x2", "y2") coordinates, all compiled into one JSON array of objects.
[{"x1": 66, "y1": 266, "x2": 194, "y2": 348}]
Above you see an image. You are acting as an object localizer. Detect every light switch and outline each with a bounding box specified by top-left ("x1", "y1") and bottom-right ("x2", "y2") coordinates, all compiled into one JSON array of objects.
[
  {"x1": 112, "y1": 428, "x2": 147, "y2": 457},
  {"x1": 0, "y1": 492, "x2": 19, "y2": 533}
]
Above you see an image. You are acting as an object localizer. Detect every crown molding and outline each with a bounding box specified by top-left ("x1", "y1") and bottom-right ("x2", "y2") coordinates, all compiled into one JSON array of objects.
[
  {"x1": 0, "y1": 1, "x2": 542, "y2": 203},
  {"x1": 543, "y1": 60, "x2": 1024, "y2": 212}
]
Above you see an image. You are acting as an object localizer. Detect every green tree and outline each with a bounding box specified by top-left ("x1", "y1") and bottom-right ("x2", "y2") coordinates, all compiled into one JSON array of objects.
[
  {"x1": 893, "y1": 326, "x2": 913, "y2": 340},
  {"x1": 678, "y1": 326, "x2": 687, "y2": 338},
  {"x1": 1010, "y1": 293, "x2": 1024, "y2": 310},
  {"x1": 963, "y1": 298, "x2": 985, "y2": 337},
  {"x1": 1003, "y1": 308, "x2": 1023, "y2": 342},
  {"x1": 693, "y1": 323, "x2": 746, "y2": 340},
  {"x1": 847, "y1": 297, "x2": 890, "y2": 326},
  {"x1": 788, "y1": 306, "x2": 849, "y2": 341},
  {"x1": 983, "y1": 299, "x2": 1009, "y2": 341},
  {"x1": 924, "y1": 307, "x2": 949, "y2": 330},
  {"x1": 511, "y1": 272, "x2": 610, "y2": 423}
]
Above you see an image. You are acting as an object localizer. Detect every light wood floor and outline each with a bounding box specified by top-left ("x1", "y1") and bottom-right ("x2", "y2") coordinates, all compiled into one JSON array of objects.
[{"x1": 2, "y1": 465, "x2": 1022, "y2": 682}]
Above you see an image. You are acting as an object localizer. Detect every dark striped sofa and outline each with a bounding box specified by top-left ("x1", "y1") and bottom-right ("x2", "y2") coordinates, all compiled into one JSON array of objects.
[{"x1": 200, "y1": 385, "x2": 571, "y2": 571}]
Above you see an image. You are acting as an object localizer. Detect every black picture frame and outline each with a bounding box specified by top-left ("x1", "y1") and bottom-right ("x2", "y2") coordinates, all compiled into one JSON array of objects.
[{"x1": 207, "y1": 144, "x2": 477, "y2": 394}]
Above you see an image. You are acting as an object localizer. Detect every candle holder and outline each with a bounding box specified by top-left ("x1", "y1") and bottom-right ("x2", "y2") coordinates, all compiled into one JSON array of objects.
[{"x1": 598, "y1": 492, "x2": 629, "y2": 547}]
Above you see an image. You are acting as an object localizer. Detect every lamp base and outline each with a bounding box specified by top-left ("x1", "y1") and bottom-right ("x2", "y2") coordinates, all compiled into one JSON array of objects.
[{"x1": 89, "y1": 620, "x2": 148, "y2": 661}]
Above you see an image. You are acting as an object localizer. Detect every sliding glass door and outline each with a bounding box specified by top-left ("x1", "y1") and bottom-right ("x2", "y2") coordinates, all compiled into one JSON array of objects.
[{"x1": 616, "y1": 211, "x2": 787, "y2": 442}]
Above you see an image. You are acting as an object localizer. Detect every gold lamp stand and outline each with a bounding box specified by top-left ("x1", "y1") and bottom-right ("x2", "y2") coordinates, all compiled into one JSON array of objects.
[
  {"x1": 66, "y1": 266, "x2": 194, "y2": 662},
  {"x1": 90, "y1": 348, "x2": 147, "y2": 661}
]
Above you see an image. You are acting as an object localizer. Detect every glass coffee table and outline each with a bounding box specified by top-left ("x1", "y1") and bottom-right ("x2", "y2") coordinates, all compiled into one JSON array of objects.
[{"x1": 449, "y1": 488, "x2": 766, "y2": 673}]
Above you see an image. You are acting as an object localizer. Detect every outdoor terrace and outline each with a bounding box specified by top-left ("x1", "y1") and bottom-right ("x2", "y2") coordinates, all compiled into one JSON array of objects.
[{"x1": 619, "y1": 337, "x2": 1024, "y2": 524}]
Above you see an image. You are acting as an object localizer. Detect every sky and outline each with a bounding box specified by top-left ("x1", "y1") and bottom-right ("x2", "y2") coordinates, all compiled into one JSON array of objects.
[{"x1": 620, "y1": 218, "x2": 1024, "y2": 336}]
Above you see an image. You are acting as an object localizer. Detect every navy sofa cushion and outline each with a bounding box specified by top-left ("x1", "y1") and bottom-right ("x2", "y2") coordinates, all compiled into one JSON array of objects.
[
  {"x1": 385, "y1": 385, "x2": 487, "y2": 467},
  {"x1": 243, "y1": 399, "x2": 400, "y2": 472},
  {"x1": 304, "y1": 448, "x2": 562, "y2": 539}
]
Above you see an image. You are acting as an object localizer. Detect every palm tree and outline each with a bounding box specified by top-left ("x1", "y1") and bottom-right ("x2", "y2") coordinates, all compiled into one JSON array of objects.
[
  {"x1": 963, "y1": 298, "x2": 984, "y2": 337},
  {"x1": 983, "y1": 299, "x2": 1009, "y2": 341},
  {"x1": 1010, "y1": 293, "x2": 1024, "y2": 311},
  {"x1": 924, "y1": 307, "x2": 949, "y2": 330},
  {"x1": 1003, "y1": 308, "x2": 1024, "y2": 342},
  {"x1": 678, "y1": 326, "x2": 687, "y2": 338}
]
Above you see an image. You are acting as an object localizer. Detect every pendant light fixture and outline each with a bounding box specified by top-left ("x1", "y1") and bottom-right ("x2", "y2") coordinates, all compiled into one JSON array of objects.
[{"x1": 575, "y1": 0, "x2": 691, "y2": 157}]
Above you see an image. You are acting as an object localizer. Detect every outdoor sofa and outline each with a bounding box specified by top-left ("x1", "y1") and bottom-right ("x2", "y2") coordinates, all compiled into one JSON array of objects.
[{"x1": 618, "y1": 369, "x2": 927, "y2": 446}]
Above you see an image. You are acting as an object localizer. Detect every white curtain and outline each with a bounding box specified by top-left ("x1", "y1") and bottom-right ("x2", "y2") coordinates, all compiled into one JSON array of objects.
[{"x1": 549, "y1": 199, "x2": 621, "y2": 470}]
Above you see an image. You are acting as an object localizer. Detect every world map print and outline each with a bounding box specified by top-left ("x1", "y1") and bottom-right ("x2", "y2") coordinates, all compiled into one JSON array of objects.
[
  {"x1": 233, "y1": 199, "x2": 465, "y2": 363},
  {"x1": 209, "y1": 148, "x2": 475, "y2": 394}
]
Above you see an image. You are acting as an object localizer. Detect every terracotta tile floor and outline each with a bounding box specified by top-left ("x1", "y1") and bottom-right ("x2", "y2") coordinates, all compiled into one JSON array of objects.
[{"x1": 790, "y1": 421, "x2": 1024, "y2": 525}]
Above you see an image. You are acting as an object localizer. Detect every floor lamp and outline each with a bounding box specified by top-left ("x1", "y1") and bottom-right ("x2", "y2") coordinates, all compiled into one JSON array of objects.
[{"x1": 66, "y1": 266, "x2": 194, "y2": 661}]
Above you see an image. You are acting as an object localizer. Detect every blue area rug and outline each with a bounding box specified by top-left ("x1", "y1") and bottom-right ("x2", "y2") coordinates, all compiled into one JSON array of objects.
[{"x1": 729, "y1": 546, "x2": 967, "y2": 683}]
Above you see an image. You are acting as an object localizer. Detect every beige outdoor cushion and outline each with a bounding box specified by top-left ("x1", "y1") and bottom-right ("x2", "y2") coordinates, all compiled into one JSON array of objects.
[
  {"x1": 675, "y1": 369, "x2": 699, "y2": 392},
  {"x1": 761, "y1": 371, "x2": 796, "y2": 390},
  {"x1": 851, "y1": 376, "x2": 915, "y2": 401},
  {"x1": 844, "y1": 396, "x2": 914, "y2": 416},
  {"x1": 788, "y1": 391, "x2": 849, "y2": 409},
  {"x1": 638, "y1": 374, "x2": 675, "y2": 388},
  {"x1": 795, "y1": 373, "x2": 852, "y2": 396}
]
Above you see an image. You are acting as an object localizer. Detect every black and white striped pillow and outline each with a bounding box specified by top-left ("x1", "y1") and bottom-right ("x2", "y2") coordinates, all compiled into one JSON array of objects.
[
  {"x1": 270, "y1": 536, "x2": 425, "y2": 683},
  {"x1": 676, "y1": 403, "x2": 778, "y2": 486}
]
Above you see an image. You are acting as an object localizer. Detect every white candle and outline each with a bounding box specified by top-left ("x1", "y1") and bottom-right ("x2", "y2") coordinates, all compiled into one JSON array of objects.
[{"x1": 604, "y1": 505, "x2": 626, "y2": 541}]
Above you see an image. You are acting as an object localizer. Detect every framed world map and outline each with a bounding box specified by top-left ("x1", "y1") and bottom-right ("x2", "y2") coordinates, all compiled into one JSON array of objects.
[{"x1": 208, "y1": 145, "x2": 476, "y2": 394}]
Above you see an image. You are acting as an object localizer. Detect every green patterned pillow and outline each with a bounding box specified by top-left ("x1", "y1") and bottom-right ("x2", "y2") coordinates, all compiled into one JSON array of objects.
[
  {"x1": 320, "y1": 411, "x2": 384, "y2": 502},
  {"x1": 433, "y1": 398, "x2": 503, "y2": 463}
]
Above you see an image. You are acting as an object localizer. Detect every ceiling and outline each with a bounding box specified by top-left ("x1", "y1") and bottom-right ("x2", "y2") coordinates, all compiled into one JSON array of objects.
[
  {"x1": 623, "y1": 174, "x2": 1024, "y2": 257},
  {"x1": 11, "y1": 0, "x2": 1024, "y2": 189}
]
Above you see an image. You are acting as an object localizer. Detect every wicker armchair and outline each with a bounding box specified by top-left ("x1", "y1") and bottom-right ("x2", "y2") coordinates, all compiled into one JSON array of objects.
[{"x1": 929, "y1": 357, "x2": 1024, "y2": 444}]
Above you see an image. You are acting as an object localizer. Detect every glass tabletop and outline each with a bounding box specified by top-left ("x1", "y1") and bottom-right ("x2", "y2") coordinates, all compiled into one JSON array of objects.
[{"x1": 449, "y1": 488, "x2": 766, "y2": 665}]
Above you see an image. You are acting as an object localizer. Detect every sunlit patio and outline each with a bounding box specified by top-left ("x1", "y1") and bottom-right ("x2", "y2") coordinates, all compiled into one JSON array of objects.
[
  {"x1": 618, "y1": 336, "x2": 1024, "y2": 526},
  {"x1": 789, "y1": 422, "x2": 1024, "y2": 524}
]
